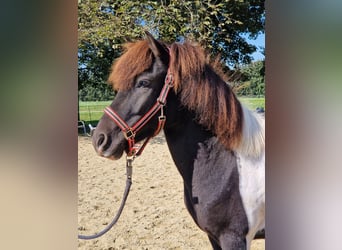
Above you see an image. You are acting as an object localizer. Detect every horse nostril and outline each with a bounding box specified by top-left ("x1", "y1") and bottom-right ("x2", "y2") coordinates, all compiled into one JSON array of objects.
[
  {"x1": 95, "y1": 133, "x2": 113, "y2": 154},
  {"x1": 96, "y1": 133, "x2": 107, "y2": 148}
]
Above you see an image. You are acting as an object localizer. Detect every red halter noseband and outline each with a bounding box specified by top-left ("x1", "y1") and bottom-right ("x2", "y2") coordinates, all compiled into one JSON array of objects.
[{"x1": 104, "y1": 72, "x2": 174, "y2": 157}]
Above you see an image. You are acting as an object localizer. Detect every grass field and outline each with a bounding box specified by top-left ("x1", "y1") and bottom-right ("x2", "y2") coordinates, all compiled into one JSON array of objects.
[
  {"x1": 79, "y1": 101, "x2": 111, "y2": 123},
  {"x1": 79, "y1": 97, "x2": 265, "y2": 126},
  {"x1": 238, "y1": 97, "x2": 265, "y2": 111}
]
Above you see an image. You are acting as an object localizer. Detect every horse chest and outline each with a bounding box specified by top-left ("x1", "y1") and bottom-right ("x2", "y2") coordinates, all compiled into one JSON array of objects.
[{"x1": 187, "y1": 145, "x2": 249, "y2": 236}]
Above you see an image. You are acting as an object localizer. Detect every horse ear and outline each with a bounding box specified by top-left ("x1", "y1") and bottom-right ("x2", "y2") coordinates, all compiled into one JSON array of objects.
[{"x1": 145, "y1": 31, "x2": 169, "y2": 66}]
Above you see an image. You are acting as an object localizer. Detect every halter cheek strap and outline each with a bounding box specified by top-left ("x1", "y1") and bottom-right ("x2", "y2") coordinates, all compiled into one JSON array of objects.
[{"x1": 104, "y1": 72, "x2": 174, "y2": 157}]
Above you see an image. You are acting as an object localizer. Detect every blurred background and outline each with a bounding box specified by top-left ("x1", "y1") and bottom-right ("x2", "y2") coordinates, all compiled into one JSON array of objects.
[{"x1": 0, "y1": 0, "x2": 341, "y2": 249}]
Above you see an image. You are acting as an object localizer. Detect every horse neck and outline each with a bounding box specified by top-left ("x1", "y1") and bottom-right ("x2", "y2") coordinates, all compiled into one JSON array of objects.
[{"x1": 163, "y1": 95, "x2": 216, "y2": 183}]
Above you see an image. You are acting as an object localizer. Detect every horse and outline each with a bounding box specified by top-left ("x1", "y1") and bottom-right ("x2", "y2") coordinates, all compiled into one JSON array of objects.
[{"x1": 92, "y1": 31, "x2": 265, "y2": 250}]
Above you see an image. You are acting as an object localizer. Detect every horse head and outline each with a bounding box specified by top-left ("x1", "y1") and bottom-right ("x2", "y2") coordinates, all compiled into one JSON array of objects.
[{"x1": 92, "y1": 32, "x2": 170, "y2": 160}]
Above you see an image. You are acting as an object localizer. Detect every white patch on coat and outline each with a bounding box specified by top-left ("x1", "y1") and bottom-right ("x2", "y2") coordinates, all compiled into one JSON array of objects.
[
  {"x1": 236, "y1": 106, "x2": 265, "y2": 250},
  {"x1": 237, "y1": 151, "x2": 265, "y2": 250},
  {"x1": 237, "y1": 105, "x2": 265, "y2": 158}
]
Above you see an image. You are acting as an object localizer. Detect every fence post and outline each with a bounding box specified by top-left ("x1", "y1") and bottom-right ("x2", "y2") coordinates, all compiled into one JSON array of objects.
[{"x1": 88, "y1": 104, "x2": 92, "y2": 122}]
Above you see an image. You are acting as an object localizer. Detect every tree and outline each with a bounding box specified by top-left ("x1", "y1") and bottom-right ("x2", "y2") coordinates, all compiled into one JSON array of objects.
[
  {"x1": 78, "y1": 0, "x2": 265, "y2": 100},
  {"x1": 78, "y1": 41, "x2": 117, "y2": 101},
  {"x1": 232, "y1": 60, "x2": 265, "y2": 97}
]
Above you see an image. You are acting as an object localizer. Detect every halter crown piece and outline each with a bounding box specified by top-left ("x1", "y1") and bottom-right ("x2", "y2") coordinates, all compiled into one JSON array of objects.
[{"x1": 104, "y1": 70, "x2": 174, "y2": 157}]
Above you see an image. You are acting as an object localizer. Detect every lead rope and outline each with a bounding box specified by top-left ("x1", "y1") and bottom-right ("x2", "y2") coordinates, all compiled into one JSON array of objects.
[{"x1": 78, "y1": 156, "x2": 134, "y2": 240}]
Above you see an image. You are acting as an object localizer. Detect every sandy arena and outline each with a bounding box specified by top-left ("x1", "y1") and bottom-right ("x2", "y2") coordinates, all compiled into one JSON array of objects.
[{"x1": 78, "y1": 135, "x2": 265, "y2": 249}]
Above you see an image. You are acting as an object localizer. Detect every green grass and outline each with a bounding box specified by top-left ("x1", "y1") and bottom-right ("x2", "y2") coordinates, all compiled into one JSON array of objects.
[
  {"x1": 238, "y1": 97, "x2": 265, "y2": 111},
  {"x1": 78, "y1": 97, "x2": 265, "y2": 125},
  {"x1": 79, "y1": 101, "x2": 111, "y2": 124}
]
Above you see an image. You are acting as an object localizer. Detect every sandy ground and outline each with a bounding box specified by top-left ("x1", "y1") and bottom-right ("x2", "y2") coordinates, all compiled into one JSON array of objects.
[{"x1": 78, "y1": 135, "x2": 265, "y2": 249}]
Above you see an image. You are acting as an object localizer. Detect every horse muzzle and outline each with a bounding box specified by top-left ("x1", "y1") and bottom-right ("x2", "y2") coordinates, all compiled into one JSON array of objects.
[{"x1": 92, "y1": 129, "x2": 125, "y2": 160}]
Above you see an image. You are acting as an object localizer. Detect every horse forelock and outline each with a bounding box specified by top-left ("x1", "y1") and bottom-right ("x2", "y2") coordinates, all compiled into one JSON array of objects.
[{"x1": 108, "y1": 40, "x2": 154, "y2": 91}]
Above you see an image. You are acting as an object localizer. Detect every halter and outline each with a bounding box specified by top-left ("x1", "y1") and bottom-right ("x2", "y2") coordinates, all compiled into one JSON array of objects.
[
  {"x1": 104, "y1": 72, "x2": 174, "y2": 157},
  {"x1": 78, "y1": 72, "x2": 173, "y2": 240}
]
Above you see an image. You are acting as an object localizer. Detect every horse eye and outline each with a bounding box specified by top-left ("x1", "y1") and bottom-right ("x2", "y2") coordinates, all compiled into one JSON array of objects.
[{"x1": 137, "y1": 80, "x2": 150, "y2": 88}]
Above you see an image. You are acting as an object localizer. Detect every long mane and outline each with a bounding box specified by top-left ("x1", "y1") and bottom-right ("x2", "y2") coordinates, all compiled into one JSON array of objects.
[
  {"x1": 169, "y1": 42, "x2": 245, "y2": 151},
  {"x1": 108, "y1": 39, "x2": 264, "y2": 157}
]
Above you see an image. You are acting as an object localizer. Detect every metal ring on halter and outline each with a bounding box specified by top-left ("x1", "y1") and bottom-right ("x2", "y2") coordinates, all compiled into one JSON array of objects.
[
  {"x1": 123, "y1": 129, "x2": 135, "y2": 140},
  {"x1": 165, "y1": 73, "x2": 174, "y2": 86}
]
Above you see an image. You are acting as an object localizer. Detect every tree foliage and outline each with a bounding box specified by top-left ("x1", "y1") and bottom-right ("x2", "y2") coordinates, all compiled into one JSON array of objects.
[
  {"x1": 78, "y1": 42, "x2": 117, "y2": 101},
  {"x1": 78, "y1": 0, "x2": 265, "y2": 100},
  {"x1": 232, "y1": 60, "x2": 265, "y2": 97}
]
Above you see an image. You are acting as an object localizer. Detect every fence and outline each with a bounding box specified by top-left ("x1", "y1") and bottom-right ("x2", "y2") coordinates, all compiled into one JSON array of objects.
[
  {"x1": 78, "y1": 101, "x2": 111, "y2": 127},
  {"x1": 78, "y1": 98, "x2": 265, "y2": 134}
]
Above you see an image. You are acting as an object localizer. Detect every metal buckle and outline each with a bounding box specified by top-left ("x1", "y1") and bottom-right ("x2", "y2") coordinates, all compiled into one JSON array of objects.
[
  {"x1": 165, "y1": 73, "x2": 174, "y2": 87},
  {"x1": 124, "y1": 129, "x2": 135, "y2": 140},
  {"x1": 158, "y1": 115, "x2": 166, "y2": 121},
  {"x1": 157, "y1": 98, "x2": 166, "y2": 106}
]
